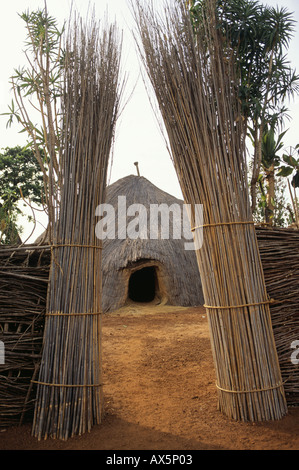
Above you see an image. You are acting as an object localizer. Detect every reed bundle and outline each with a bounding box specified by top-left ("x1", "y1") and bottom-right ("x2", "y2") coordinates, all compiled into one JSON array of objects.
[
  {"x1": 133, "y1": 0, "x2": 288, "y2": 421},
  {"x1": 0, "y1": 246, "x2": 50, "y2": 428},
  {"x1": 31, "y1": 15, "x2": 124, "y2": 440}
]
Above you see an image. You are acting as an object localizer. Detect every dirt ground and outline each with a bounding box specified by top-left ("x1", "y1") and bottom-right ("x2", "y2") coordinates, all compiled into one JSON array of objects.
[{"x1": 1, "y1": 305, "x2": 299, "y2": 451}]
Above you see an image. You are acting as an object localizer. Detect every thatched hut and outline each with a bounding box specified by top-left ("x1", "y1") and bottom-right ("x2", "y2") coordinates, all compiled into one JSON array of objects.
[{"x1": 100, "y1": 175, "x2": 204, "y2": 312}]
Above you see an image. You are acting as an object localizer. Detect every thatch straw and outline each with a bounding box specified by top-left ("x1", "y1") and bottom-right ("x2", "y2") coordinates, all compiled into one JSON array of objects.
[
  {"x1": 132, "y1": 0, "x2": 288, "y2": 421},
  {"x1": 31, "y1": 13, "x2": 124, "y2": 440},
  {"x1": 101, "y1": 175, "x2": 204, "y2": 312}
]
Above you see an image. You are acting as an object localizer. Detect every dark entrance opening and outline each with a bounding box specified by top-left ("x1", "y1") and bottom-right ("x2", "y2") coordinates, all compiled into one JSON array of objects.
[{"x1": 128, "y1": 267, "x2": 157, "y2": 303}]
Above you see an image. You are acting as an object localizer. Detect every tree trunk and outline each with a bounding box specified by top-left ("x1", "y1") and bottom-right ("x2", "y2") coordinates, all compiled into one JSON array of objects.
[
  {"x1": 265, "y1": 165, "x2": 275, "y2": 225},
  {"x1": 250, "y1": 124, "x2": 264, "y2": 213}
]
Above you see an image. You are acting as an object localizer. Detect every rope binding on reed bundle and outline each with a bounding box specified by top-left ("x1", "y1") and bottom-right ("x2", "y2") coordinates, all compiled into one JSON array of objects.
[
  {"x1": 191, "y1": 221, "x2": 255, "y2": 231},
  {"x1": 216, "y1": 382, "x2": 286, "y2": 394},
  {"x1": 204, "y1": 299, "x2": 275, "y2": 310},
  {"x1": 31, "y1": 381, "x2": 103, "y2": 388},
  {"x1": 50, "y1": 244, "x2": 103, "y2": 249},
  {"x1": 44, "y1": 311, "x2": 102, "y2": 316}
]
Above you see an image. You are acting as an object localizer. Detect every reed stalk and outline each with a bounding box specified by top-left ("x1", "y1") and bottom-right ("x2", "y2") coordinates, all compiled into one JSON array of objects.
[{"x1": 132, "y1": 0, "x2": 288, "y2": 421}]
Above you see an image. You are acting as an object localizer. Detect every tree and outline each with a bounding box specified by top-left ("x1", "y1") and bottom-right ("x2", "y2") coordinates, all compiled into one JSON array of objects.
[
  {"x1": 253, "y1": 175, "x2": 292, "y2": 227},
  {"x1": 0, "y1": 146, "x2": 44, "y2": 244},
  {"x1": 249, "y1": 123, "x2": 287, "y2": 225},
  {"x1": 2, "y1": 4, "x2": 64, "y2": 236},
  {"x1": 189, "y1": 0, "x2": 299, "y2": 211},
  {"x1": 261, "y1": 125, "x2": 285, "y2": 224}
]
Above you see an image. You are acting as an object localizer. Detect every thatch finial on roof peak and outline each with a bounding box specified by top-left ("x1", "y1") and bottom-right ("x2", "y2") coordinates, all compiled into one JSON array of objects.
[{"x1": 134, "y1": 161, "x2": 140, "y2": 176}]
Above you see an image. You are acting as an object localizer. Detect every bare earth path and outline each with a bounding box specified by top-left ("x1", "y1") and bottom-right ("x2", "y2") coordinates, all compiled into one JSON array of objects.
[{"x1": 1, "y1": 305, "x2": 298, "y2": 450}]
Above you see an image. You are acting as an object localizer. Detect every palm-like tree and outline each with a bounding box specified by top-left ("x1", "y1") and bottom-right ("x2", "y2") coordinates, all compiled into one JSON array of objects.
[{"x1": 189, "y1": 0, "x2": 299, "y2": 211}]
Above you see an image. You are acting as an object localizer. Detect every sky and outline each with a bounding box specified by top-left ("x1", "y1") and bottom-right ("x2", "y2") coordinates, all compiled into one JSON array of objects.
[{"x1": 0, "y1": 0, "x2": 298, "y2": 241}]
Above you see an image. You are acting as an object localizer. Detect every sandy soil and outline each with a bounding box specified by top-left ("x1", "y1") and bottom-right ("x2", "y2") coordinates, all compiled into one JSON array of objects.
[{"x1": 1, "y1": 305, "x2": 298, "y2": 451}]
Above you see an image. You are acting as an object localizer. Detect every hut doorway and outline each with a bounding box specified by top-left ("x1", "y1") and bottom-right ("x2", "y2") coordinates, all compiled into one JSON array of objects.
[{"x1": 128, "y1": 266, "x2": 157, "y2": 303}]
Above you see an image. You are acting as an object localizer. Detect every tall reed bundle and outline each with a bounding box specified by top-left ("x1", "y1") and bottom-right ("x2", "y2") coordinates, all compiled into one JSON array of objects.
[
  {"x1": 31, "y1": 14, "x2": 124, "y2": 440},
  {"x1": 132, "y1": 0, "x2": 288, "y2": 421}
]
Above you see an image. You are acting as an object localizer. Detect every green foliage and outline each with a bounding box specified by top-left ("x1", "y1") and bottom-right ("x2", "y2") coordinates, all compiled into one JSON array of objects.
[
  {"x1": 188, "y1": 0, "x2": 299, "y2": 216},
  {"x1": 278, "y1": 144, "x2": 299, "y2": 188},
  {"x1": 0, "y1": 146, "x2": 44, "y2": 205},
  {"x1": 20, "y1": 8, "x2": 64, "y2": 57},
  {"x1": 215, "y1": 0, "x2": 299, "y2": 123},
  {"x1": 293, "y1": 171, "x2": 299, "y2": 189},
  {"x1": 248, "y1": 123, "x2": 287, "y2": 169},
  {"x1": 3, "y1": 7, "x2": 64, "y2": 143},
  {"x1": 253, "y1": 175, "x2": 292, "y2": 227},
  {"x1": 189, "y1": 0, "x2": 206, "y2": 34},
  {"x1": 261, "y1": 125, "x2": 287, "y2": 170},
  {"x1": 0, "y1": 146, "x2": 44, "y2": 244}
]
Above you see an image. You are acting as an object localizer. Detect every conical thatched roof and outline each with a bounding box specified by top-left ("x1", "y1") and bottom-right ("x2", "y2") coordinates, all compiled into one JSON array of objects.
[{"x1": 101, "y1": 175, "x2": 203, "y2": 312}]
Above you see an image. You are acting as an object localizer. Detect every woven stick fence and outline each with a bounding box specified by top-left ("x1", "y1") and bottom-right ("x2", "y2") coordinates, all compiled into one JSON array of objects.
[
  {"x1": 0, "y1": 246, "x2": 50, "y2": 428},
  {"x1": 256, "y1": 227, "x2": 299, "y2": 406},
  {"x1": 31, "y1": 15, "x2": 124, "y2": 441},
  {"x1": 132, "y1": 0, "x2": 288, "y2": 421}
]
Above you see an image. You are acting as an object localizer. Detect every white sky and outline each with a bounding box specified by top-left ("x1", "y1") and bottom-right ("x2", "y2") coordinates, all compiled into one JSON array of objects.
[{"x1": 0, "y1": 0, "x2": 298, "y2": 241}]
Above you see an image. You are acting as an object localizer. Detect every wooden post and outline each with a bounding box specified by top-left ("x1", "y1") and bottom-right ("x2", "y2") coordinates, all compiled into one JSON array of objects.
[{"x1": 134, "y1": 162, "x2": 140, "y2": 176}]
